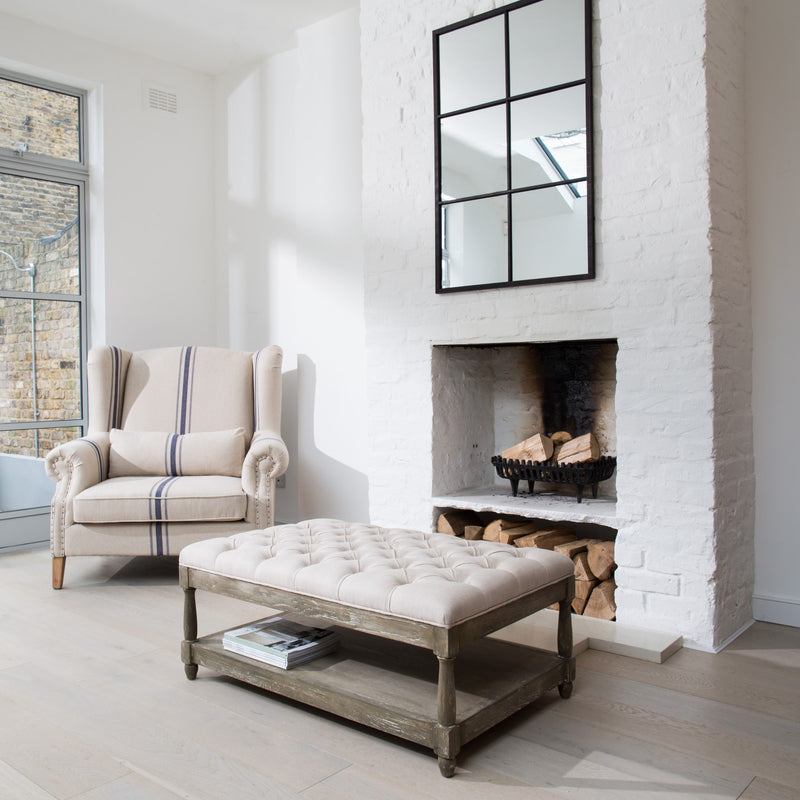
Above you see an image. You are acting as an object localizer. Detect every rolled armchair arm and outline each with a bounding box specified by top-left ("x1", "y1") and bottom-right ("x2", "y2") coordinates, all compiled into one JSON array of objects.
[
  {"x1": 242, "y1": 431, "x2": 289, "y2": 529},
  {"x1": 45, "y1": 433, "x2": 110, "y2": 556},
  {"x1": 45, "y1": 432, "x2": 110, "y2": 489}
]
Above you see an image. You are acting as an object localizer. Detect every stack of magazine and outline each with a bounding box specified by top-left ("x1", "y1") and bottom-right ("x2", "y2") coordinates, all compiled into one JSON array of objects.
[{"x1": 222, "y1": 616, "x2": 339, "y2": 669}]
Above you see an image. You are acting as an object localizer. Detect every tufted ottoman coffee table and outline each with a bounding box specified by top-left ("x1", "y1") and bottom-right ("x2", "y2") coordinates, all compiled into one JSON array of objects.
[{"x1": 179, "y1": 519, "x2": 576, "y2": 777}]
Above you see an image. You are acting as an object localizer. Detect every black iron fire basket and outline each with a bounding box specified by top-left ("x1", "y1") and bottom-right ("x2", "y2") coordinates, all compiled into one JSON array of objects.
[{"x1": 490, "y1": 455, "x2": 617, "y2": 503}]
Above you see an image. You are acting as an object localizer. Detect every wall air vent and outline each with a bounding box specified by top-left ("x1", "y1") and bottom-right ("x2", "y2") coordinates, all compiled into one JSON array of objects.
[{"x1": 144, "y1": 84, "x2": 178, "y2": 114}]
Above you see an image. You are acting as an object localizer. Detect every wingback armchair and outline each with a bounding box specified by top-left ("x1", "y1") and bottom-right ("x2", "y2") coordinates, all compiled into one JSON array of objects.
[{"x1": 45, "y1": 345, "x2": 289, "y2": 588}]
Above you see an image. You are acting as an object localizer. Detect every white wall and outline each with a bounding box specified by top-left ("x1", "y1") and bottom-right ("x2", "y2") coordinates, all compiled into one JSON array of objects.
[
  {"x1": 0, "y1": 12, "x2": 218, "y2": 351},
  {"x1": 0, "y1": 12, "x2": 217, "y2": 548},
  {"x1": 214, "y1": 8, "x2": 368, "y2": 525},
  {"x1": 746, "y1": 0, "x2": 800, "y2": 627}
]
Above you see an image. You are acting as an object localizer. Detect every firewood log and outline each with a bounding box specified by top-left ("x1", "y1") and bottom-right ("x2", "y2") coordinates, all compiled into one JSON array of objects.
[
  {"x1": 572, "y1": 578, "x2": 598, "y2": 615},
  {"x1": 555, "y1": 432, "x2": 600, "y2": 464},
  {"x1": 483, "y1": 518, "x2": 523, "y2": 542},
  {"x1": 501, "y1": 433, "x2": 553, "y2": 463},
  {"x1": 583, "y1": 579, "x2": 617, "y2": 620},
  {"x1": 572, "y1": 551, "x2": 595, "y2": 581},
  {"x1": 497, "y1": 522, "x2": 540, "y2": 545},
  {"x1": 464, "y1": 525, "x2": 485, "y2": 540},
  {"x1": 554, "y1": 538, "x2": 599, "y2": 560},
  {"x1": 513, "y1": 527, "x2": 576, "y2": 550},
  {"x1": 550, "y1": 431, "x2": 573, "y2": 446},
  {"x1": 437, "y1": 510, "x2": 481, "y2": 536},
  {"x1": 586, "y1": 540, "x2": 616, "y2": 581}
]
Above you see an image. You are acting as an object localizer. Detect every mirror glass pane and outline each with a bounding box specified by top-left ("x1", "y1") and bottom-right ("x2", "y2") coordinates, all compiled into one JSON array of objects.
[
  {"x1": 441, "y1": 196, "x2": 507, "y2": 289},
  {"x1": 438, "y1": 16, "x2": 505, "y2": 114},
  {"x1": 441, "y1": 105, "x2": 507, "y2": 200},
  {"x1": 510, "y1": 85, "x2": 586, "y2": 190},
  {"x1": 509, "y1": 0, "x2": 585, "y2": 96},
  {"x1": 511, "y1": 186, "x2": 588, "y2": 281}
]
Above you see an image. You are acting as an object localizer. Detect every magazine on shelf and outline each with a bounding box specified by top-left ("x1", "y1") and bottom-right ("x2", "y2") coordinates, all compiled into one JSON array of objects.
[{"x1": 222, "y1": 616, "x2": 339, "y2": 669}]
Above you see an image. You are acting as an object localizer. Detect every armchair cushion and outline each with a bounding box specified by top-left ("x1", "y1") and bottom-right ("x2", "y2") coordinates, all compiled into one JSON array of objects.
[
  {"x1": 108, "y1": 428, "x2": 246, "y2": 478},
  {"x1": 72, "y1": 475, "x2": 246, "y2": 523}
]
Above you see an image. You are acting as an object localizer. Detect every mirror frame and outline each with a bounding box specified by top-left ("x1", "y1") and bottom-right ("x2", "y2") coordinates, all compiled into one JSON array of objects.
[{"x1": 433, "y1": 0, "x2": 594, "y2": 293}]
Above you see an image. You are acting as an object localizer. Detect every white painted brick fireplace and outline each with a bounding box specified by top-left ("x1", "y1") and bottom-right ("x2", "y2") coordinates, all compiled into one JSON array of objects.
[{"x1": 360, "y1": 0, "x2": 753, "y2": 651}]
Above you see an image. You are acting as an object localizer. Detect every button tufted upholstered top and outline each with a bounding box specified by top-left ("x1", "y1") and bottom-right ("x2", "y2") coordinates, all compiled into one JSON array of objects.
[{"x1": 179, "y1": 518, "x2": 575, "y2": 628}]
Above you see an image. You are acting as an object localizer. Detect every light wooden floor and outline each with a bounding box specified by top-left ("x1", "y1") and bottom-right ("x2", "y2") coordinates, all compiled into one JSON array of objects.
[{"x1": 1, "y1": 549, "x2": 798, "y2": 800}]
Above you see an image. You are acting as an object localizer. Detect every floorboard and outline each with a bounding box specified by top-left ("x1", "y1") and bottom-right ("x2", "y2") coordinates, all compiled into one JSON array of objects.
[{"x1": 1, "y1": 549, "x2": 798, "y2": 800}]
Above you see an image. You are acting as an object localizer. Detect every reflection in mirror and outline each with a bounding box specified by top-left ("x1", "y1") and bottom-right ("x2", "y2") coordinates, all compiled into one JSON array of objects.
[
  {"x1": 438, "y1": 15, "x2": 505, "y2": 114},
  {"x1": 441, "y1": 105, "x2": 507, "y2": 200},
  {"x1": 511, "y1": 187, "x2": 588, "y2": 281},
  {"x1": 509, "y1": 0, "x2": 585, "y2": 95},
  {"x1": 441, "y1": 196, "x2": 507, "y2": 289},
  {"x1": 434, "y1": 0, "x2": 593, "y2": 292},
  {"x1": 510, "y1": 85, "x2": 586, "y2": 190}
]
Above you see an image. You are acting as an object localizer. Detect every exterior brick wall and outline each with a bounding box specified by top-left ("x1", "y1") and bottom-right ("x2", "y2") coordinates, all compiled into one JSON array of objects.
[
  {"x1": 360, "y1": 0, "x2": 753, "y2": 649},
  {"x1": 1, "y1": 79, "x2": 83, "y2": 459},
  {"x1": 0, "y1": 77, "x2": 79, "y2": 160}
]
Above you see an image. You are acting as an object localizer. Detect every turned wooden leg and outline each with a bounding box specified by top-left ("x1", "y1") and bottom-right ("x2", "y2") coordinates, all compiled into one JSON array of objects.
[
  {"x1": 438, "y1": 756, "x2": 456, "y2": 778},
  {"x1": 557, "y1": 580, "x2": 574, "y2": 699},
  {"x1": 436, "y1": 655, "x2": 459, "y2": 777},
  {"x1": 182, "y1": 585, "x2": 198, "y2": 680},
  {"x1": 52, "y1": 556, "x2": 66, "y2": 590}
]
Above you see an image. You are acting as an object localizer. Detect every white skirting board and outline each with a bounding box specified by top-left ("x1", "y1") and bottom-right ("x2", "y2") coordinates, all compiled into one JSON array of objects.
[{"x1": 753, "y1": 593, "x2": 800, "y2": 628}]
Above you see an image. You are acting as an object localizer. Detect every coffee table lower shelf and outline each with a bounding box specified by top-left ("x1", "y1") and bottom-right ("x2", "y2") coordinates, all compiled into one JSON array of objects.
[{"x1": 187, "y1": 625, "x2": 572, "y2": 772}]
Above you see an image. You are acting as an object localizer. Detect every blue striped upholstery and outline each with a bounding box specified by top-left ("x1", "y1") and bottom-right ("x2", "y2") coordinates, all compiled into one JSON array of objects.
[{"x1": 46, "y1": 345, "x2": 288, "y2": 566}]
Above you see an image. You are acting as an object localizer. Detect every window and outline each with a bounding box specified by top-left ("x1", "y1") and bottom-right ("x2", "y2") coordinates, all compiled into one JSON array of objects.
[{"x1": 0, "y1": 72, "x2": 88, "y2": 517}]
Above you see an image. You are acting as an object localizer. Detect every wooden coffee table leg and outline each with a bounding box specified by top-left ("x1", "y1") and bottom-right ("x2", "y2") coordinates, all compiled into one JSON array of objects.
[
  {"x1": 435, "y1": 655, "x2": 458, "y2": 777},
  {"x1": 182, "y1": 585, "x2": 199, "y2": 680},
  {"x1": 557, "y1": 586, "x2": 574, "y2": 698}
]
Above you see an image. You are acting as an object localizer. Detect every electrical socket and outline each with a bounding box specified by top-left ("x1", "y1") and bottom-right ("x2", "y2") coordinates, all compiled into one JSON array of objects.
[{"x1": 276, "y1": 474, "x2": 286, "y2": 489}]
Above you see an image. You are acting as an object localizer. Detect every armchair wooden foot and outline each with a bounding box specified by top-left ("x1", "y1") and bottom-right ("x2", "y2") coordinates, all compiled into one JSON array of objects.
[{"x1": 52, "y1": 556, "x2": 66, "y2": 589}]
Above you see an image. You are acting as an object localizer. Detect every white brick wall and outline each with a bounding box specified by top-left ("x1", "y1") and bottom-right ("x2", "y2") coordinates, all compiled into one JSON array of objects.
[{"x1": 361, "y1": 0, "x2": 753, "y2": 650}]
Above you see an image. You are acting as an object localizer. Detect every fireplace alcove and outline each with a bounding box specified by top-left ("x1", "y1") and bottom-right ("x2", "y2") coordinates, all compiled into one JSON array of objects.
[
  {"x1": 428, "y1": 344, "x2": 684, "y2": 659},
  {"x1": 431, "y1": 339, "x2": 619, "y2": 534}
]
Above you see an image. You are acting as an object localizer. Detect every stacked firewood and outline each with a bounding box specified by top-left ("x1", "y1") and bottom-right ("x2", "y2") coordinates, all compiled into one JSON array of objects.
[
  {"x1": 501, "y1": 431, "x2": 600, "y2": 464},
  {"x1": 437, "y1": 512, "x2": 617, "y2": 620}
]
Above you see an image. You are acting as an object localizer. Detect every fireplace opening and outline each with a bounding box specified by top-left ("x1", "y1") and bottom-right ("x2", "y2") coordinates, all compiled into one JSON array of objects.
[
  {"x1": 431, "y1": 339, "x2": 618, "y2": 501},
  {"x1": 431, "y1": 339, "x2": 620, "y2": 622}
]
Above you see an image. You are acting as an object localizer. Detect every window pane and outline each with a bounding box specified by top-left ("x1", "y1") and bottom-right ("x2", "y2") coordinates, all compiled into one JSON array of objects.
[
  {"x1": 0, "y1": 298, "x2": 81, "y2": 426},
  {"x1": 0, "y1": 173, "x2": 80, "y2": 294},
  {"x1": 0, "y1": 437, "x2": 57, "y2": 510},
  {"x1": 0, "y1": 77, "x2": 80, "y2": 161}
]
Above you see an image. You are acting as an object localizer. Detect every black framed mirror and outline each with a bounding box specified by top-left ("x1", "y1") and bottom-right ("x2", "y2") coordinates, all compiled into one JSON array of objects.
[{"x1": 434, "y1": 0, "x2": 594, "y2": 292}]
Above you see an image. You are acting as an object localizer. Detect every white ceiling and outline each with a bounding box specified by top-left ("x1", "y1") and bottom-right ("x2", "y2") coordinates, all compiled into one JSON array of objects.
[{"x1": 0, "y1": 0, "x2": 357, "y2": 75}]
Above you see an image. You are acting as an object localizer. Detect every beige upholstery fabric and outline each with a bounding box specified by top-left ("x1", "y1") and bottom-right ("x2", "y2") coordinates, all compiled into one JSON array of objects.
[
  {"x1": 108, "y1": 428, "x2": 246, "y2": 478},
  {"x1": 64, "y1": 520, "x2": 258, "y2": 558},
  {"x1": 179, "y1": 519, "x2": 575, "y2": 627},
  {"x1": 119, "y1": 347, "x2": 255, "y2": 435},
  {"x1": 45, "y1": 345, "x2": 288, "y2": 566},
  {"x1": 73, "y1": 476, "x2": 246, "y2": 523}
]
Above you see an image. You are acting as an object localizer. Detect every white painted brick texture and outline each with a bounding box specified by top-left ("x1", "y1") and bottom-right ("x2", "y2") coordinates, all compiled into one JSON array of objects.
[{"x1": 361, "y1": 0, "x2": 753, "y2": 649}]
